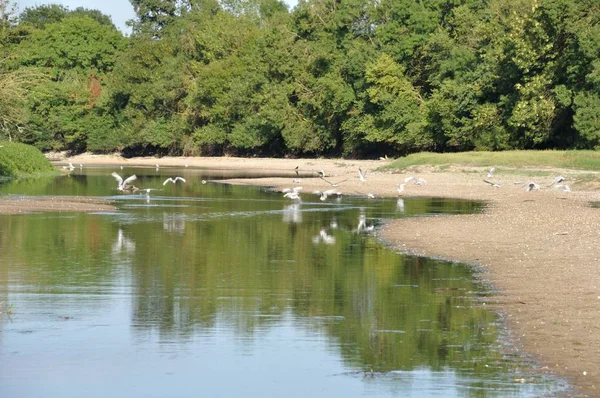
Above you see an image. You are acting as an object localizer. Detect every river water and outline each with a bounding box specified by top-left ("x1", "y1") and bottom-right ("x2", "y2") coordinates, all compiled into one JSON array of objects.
[{"x1": 0, "y1": 166, "x2": 565, "y2": 397}]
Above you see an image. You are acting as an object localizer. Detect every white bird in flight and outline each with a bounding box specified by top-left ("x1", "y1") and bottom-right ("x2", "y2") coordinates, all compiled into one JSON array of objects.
[
  {"x1": 163, "y1": 177, "x2": 186, "y2": 186},
  {"x1": 283, "y1": 186, "x2": 303, "y2": 201},
  {"x1": 405, "y1": 176, "x2": 426, "y2": 185},
  {"x1": 549, "y1": 176, "x2": 566, "y2": 187},
  {"x1": 523, "y1": 181, "x2": 540, "y2": 192},
  {"x1": 358, "y1": 168, "x2": 367, "y2": 183},
  {"x1": 313, "y1": 189, "x2": 341, "y2": 201},
  {"x1": 483, "y1": 179, "x2": 501, "y2": 188},
  {"x1": 553, "y1": 184, "x2": 571, "y2": 192},
  {"x1": 111, "y1": 172, "x2": 138, "y2": 192},
  {"x1": 320, "y1": 176, "x2": 347, "y2": 187},
  {"x1": 487, "y1": 167, "x2": 495, "y2": 178},
  {"x1": 283, "y1": 191, "x2": 302, "y2": 201}
]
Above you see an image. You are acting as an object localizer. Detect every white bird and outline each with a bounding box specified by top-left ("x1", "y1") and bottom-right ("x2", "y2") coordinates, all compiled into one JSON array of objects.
[
  {"x1": 283, "y1": 186, "x2": 303, "y2": 194},
  {"x1": 549, "y1": 176, "x2": 566, "y2": 187},
  {"x1": 404, "y1": 176, "x2": 426, "y2": 185},
  {"x1": 397, "y1": 183, "x2": 405, "y2": 194},
  {"x1": 163, "y1": 177, "x2": 186, "y2": 186},
  {"x1": 79, "y1": 164, "x2": 83, "y2": 169},
  {"x1": 283, "y1": 191, "x2": 302, "y2": 201},
  {"x1": 111, "y1": 172, "x2": 138, "y2": 191},
  {"x1": 523, "y1": 181, "x2": 540, "y2": 192},
  {"x1": 367, "y1": 193, "x2": 375, "y2": 199},
  {"x1": 487, "y1": 167, "x2": 495, "y2": 178},
  {"x1": 318, "y1": 170, "x2": 326, "y2": 178},
  {"x1": 155, "y1": 164, "x2": 160, "y2": 170},
  {"x1": 358, "y1": 168, "x2": 367, "y2": 183},
  {"x1": 483, "y1": 179, "x2": 501, "y2": 188},
  {"x1": 320, "y1": 176, "x2": 347, "y2": 187},
  {"x1": 553, "y1": 184, "x2": 571, "y2": 192},
  {"x1": 313, "y1": 189, "x2": 341, "y2": 201}
]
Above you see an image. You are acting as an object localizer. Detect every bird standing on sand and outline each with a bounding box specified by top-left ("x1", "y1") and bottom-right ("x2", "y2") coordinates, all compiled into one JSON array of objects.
[
  {"x1": 163, "y1": 177, "x2": 186, "y2": 186},
  {"x1": 111, "y1": 172, "x2": 138, "y2": 192},
  {"x1": 397, "y1": 184, "x2": 405, "y2": 194}
]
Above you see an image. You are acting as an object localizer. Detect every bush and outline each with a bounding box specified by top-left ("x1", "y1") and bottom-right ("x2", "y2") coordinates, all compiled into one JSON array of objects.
[{"x1": 0, "y1": 141, "x2": 56, "y2": 177}]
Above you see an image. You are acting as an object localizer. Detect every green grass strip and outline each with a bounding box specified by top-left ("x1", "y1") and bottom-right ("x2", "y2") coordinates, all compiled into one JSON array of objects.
[{"x1": 385, "y1": 150, "x2": 600, "y2": 171}]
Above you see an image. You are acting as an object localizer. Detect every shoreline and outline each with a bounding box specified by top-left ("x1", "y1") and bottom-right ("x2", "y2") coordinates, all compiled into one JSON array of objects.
[{"x1": 24, "y1": 154, "x2": 600, "y2": 395}]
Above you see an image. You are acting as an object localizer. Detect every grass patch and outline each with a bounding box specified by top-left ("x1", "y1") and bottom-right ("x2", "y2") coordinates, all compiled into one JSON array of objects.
[
  {"x1": 0, "y1": 141, "x2": 55, "y2": 177},
  {"x1": 385, "y1": 150, "x2": 600, "y2": 171}
]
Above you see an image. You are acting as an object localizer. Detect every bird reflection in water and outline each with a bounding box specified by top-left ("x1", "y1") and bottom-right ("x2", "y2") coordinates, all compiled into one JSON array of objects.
[
  {"x1": 396, "y1": 198, "x2": 405, "y2": 213},
  {"x1": 354, "y1": 211, "x2": 375, "y2": 234},
  {"x1": 282, "y1": 203, "x2": 302, "y2": 224},
  {"x1": 312, "y1": 227, "x2": 336, "y2": 245},
  {"x1": 162, "y1": 213, "x2": 186, "y2": 234},
  {"x1": 112, "y1": 229, "x2": 136, "y2": 254}
]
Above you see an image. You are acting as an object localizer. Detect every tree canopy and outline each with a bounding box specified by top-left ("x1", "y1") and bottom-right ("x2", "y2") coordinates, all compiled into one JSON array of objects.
[{"x1": 3, "y1": 0, "x2": 600, "y2": 157}]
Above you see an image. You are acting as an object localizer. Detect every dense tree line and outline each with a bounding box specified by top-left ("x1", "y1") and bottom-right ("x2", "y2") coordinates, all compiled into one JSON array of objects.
[{"x1": 1, "y1": 0, "x2": 600, "y2": 158}]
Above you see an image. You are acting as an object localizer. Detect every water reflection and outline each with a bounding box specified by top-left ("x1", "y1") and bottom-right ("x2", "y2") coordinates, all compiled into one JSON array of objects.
[
  {"x1": 354, "y1": 210, "x2": 375, "y2": 234},
  {"x1": 0, "y1": 169, "x2": 565, "y2": 397},
  {"x1": 396, "y1": 198, "x2": 405, "y2": 213},
  {"x1": 312, "y1": 227, "x2": 336, "y2": 245},
  {"x1": 282, "y1": 203, "x2": 302, "y2": 224},
  {"x1": 112, "y1": 228, "x2": 136, "y2": 255}
]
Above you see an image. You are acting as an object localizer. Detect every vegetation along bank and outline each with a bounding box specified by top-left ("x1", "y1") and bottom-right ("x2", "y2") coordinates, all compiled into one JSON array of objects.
[{"x1": 2, "y1": 0, "x2": 600, "y2": 158}]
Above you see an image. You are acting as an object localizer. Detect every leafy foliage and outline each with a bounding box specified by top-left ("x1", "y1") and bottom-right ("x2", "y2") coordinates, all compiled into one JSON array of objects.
[
  {"x1": 0, "y1": 141, "x2": 55, "y2": 176},
  {"x1": 6, "y1": 0, "x2": 600, "y2": 157}
]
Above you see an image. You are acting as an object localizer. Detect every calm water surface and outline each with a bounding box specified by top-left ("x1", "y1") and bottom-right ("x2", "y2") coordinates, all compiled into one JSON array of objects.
[{"x1": 0, "y1": 167, "x2": 565, "y2": 397}]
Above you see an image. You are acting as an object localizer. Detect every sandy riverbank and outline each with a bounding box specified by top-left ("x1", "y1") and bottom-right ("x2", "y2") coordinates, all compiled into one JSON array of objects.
[
  {"x1": 0, "y1": 196, "x2": 115, "y2": 214},
  {"x1": 32, "y1": 154, "x2": 600, "y2": 395}
]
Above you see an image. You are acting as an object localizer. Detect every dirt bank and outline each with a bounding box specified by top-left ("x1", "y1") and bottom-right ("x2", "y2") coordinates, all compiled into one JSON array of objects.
[
  {"x1": 0, "y1": 195, "x2": 115, "y2": 214},
  {"x1": 57, "y1": 153, "x2": 600, "y2": 396}
]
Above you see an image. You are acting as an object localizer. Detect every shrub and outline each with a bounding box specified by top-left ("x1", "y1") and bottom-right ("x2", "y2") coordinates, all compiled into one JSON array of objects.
[{"x1": 0, "y1": 141, "x2": 56, "y2": 177}]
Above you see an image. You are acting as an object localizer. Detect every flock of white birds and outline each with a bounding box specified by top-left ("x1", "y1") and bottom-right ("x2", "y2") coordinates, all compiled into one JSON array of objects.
[{"x1": 483, "y1": 166, "x2": 570, "y2": 193}]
